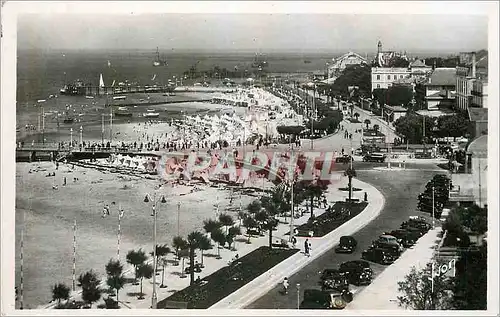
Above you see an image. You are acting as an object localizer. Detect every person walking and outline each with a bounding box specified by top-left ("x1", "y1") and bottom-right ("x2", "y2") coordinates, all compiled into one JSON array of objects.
[
  {"x1": 282, "y1": 277, "x2": 289, "y2": 295},
  {"x1": 304, "y1": 239, "x2": 311, "y2": 257}
]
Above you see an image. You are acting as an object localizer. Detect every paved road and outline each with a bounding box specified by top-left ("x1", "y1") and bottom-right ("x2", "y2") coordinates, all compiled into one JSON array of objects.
[{"x1": 247, "y1": 167, "x2": 446, "y2": 309}]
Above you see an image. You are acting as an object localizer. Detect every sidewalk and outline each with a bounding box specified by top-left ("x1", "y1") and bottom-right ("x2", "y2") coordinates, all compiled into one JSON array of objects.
[
  {"x1": 209, "y1": 177, "x2": 385, "y2": 309},
  {"x1": 346, "y1": 227, "x2": 442, "y2": 310}
]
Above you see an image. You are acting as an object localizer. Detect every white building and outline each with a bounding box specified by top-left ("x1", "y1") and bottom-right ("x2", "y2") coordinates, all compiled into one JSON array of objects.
[
  {"x1": 371, "y1": 67, "x2": 411, "y2": 90},
  {"x1": 327, "y1": 51, "x2": 367, "y2": 78},
  {"x1": 455, "y1": 51, "x2": 488, "y2": 111}
]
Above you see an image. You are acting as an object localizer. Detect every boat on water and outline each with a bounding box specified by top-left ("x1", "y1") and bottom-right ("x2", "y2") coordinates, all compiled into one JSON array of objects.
[
  {"x1": 251, "y1": 53, "x2": 269, "y2": 69},
  {"x1": 304, "y1": 60, "x2": 312, "y2": 64},
  {"x1": 153, "y1": 47, "x2": 167, "y2": 67},
  {"x1": 115, "y1": 111, "x2": 133, "y2": 117},
  {"x1": 113, "y1": 96, "x2": 127, "y2": 101},
  {"x1": 85, "y1": 95, "x2": 94, "y2": 99},
  {"x1": 60, "y1": 80, "x2": 86, "y2": 96},
  {"x1": 143, "y1": 112, "x2": 160, "y2": 118}
]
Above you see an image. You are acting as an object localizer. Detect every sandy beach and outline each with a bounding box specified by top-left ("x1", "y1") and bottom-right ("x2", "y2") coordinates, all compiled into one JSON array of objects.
[{"x1": 15, "y1": 161, "x2": 269, "y2": 308}]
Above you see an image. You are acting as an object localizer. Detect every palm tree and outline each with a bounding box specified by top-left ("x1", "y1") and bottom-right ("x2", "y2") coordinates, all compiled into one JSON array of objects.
[
  {"x1": 237, "y1": 211, "x2": 248, "y2": 226},
  {"x1": 246, "y1": 200, "x2": 262, "y2": 216},
  {"x1": 211, "y1": 228, "x2": 226, "y2": 259},
  {"x1": 136, "y1": 264, "x2": 154, "y2": 299},
  {"x1": 243, "y1": 216, "x2": 258, "y2": 243},
  {"x1": 218, "y1": 213, "x2": 234, "y2": 235},
  {"x1": 150, "y1": 245, "x2": 170, "y2": 288},
  {"x1": 126, "y1": 249, "x2": 147, "y2": 283},
  {"x1": 77, "y1": 270, "x2": 102, "y2": 308},
  {"x1": 364, "y1": 119, "x2": 371, "y2": 130},
  {"x1": 105, "y1": 259, "x2": 125, "y2": 302},
  {"x1": 354, "y1": 112, "x2": 360, "y2": 121},
  {"x1": 373, "y1": 124, "x2": 380, "y2": 134},
  {"x1": 260, "y1": 188, "x2": 284, "y2": 248},
  {"x1": 198, "y1": 235, "x2": 212, "y2": 267},
  {"x1": 344, "y1": 167, "x2": 357, "y2": 202},
  {"x1": 51, "y1": 283, "x2": 70, "y2": 307},
  {"x1": 254, "y1": 210, "x2": 268, "y2": 234},
  {"x1": 106, "y1": 275, "x2": 125, "y2": 304},
  {"x1": 301, "y1": 180, "x2": 325, "y2": 219},
  {"x1": 202, "y1": 219, "x2": 221, "y2": 237},
  {"x1": 187, "y1": 231, "x2": 205, "y2": 285},
  {"x1": 172, "y1": 236, "x2": 187, "y2": 263},
  {"x1": 228, "y1": 226, "x2": 242, "y2": 250}
]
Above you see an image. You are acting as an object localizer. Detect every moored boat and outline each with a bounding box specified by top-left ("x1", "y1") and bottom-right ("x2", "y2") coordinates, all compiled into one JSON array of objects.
[{"x1": 143, "y1": 112, "x2": 160, "y2": 118}]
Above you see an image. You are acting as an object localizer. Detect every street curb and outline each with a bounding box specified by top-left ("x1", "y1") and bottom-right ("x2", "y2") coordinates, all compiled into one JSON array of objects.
[{"x1": 208, "y1": 180, "x2": 385, "y2": 309}]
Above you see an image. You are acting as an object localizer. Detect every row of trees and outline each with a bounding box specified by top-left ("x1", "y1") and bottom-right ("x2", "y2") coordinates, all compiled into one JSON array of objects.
[
  {"x1": 372, "y1": 86, "x2": 414, "y2": 109},
  {"x1": 393, "y1": 113, "x2": 470, "y2": 144}
]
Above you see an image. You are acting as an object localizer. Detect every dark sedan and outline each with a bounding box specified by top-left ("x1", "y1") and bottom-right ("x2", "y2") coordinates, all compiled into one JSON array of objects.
[
  {"x1": 339, "y1": 260, "x2": 373, "y2": 286},
  {"x1": 335, "y1": 236, "x2": 358, "y2": 254},
  {"x1": 361, "y1": 247, "x2": 397, "y2": 265}
]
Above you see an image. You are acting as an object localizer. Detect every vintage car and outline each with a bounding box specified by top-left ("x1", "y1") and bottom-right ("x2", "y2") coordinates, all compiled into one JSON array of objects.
[
  {"x1": 319, "y1": 269, "x2": 350, "y2": 292},
  {"x1": 339, "y1": 260, "x2": 373, "y2": 286},
  {"x1": 300, "y1": 288, "x2": 353, "y2": 310},
  {"x1": 401, "y1": 218, "x2": 431, "y2": 234},
  {"x1": 372, "y1": 234, "x2": 403, "y2": 253},
  {"x1": 335, "y1": 155, "x2": 354, "y2": 164},
  {"x1": 384, "y1": 229, "x2": 419, "y2": 248},
  {"x1": 335, "y1": 236, "x2": 358, "y2": 254},
  {"x1": 361, "y1": 247, "x2": 398, "y2": 265},
  {"x1": 362, "y1": 153, "x2": 386, "y2": 163}
]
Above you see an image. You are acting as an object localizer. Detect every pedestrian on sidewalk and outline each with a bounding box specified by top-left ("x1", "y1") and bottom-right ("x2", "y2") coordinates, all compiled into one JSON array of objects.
[
  {"x1": 304, "y1": 239, "x2": 311, "y2": 257},
  {"x1": 364, "y1": 192, "x2": 368, "y2": 202}
]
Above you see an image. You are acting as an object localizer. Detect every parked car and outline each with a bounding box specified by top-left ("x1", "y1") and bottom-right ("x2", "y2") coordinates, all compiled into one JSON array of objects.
[
  {"x1": 339, "y1": 260, "x2": 373, "y2": 286},
  {"x1": 401, "y1": 219, "x2": 431, "y2": 234},
  {"x1": 361, "y1": 247, "x2": 398, "y2": 265},
  {"x1": 362, "y1": 153, "x2": 386, "y2": 163},
  {"x1": 335, "y1": 236, "x2": 358, "y2": 254},
  {"x1": 319, "y1": 269, "x2": 350, "y2": 292},
  {"x1": 300, "y1": 289, "x2": 353, "y2": 310},
  {"x1": 372, "y1": 235, "x2": 403, "y2": 252},
  {"x1": 335, "y1": 155, "x2": 353, "y2": 164},
  {"x1": 384, "y1": 230, "x2": 418, "y2": 248}
]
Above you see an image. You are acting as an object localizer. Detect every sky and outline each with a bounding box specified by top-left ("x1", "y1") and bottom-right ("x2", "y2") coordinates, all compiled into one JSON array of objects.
[{"x1": 17, "y1": 13, "x2": 488, "y2": 53}]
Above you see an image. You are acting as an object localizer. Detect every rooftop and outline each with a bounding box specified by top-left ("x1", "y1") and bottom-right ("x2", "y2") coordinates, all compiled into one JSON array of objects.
[
  {"x1": 426, "y1": 68, "x2": 457, "y2": 86},
  {"x1": 384, "y1": 105, "x2": 407, "y2": 112},
  {"x1": 416, "y1": 109, "x2": 456, "y2": 117},
  {"x1": 468, "y1": 107, "x2": 488, "y2": 122},
  {"x1": 410, "y1": 59, "x2": 430, "y2": 68}
]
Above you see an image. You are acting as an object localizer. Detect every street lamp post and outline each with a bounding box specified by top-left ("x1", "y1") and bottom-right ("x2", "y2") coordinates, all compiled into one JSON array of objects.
[
  {"x1": 432, "y1": 186, "x2": 435, "y2": 229},
  {"x1": 177, "y1": 202, "x2": 181, "y2": 237},
  {"x1": 70, "y1": 128, "x2": 73, "y2": 148},
  {"x1": 296, "y1": 283, "x2": 300, "y2": 309},
  {"x1": 79, "y1": 126, "x2": 83, "y2": 148},
  {"x1": 144, "y1": 193, "x2": 167, "y2": 309}
]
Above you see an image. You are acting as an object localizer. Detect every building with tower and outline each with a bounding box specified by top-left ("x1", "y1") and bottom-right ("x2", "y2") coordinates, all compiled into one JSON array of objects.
[{"x1": 371, "y1": 41, "x2": 411, "y2": 91}]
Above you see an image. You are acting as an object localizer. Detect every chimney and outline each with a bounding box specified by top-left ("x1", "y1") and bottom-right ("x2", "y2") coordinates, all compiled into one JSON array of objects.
[{"x1": 472, "y1": 51, "x2": 477, "y2": 78}]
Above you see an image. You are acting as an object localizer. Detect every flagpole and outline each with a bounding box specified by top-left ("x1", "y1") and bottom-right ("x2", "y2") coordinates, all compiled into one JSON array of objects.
[
  {"x1": 117, "y1": 204, "x2": 122, "y2": 260},
  {"x1": 72, "y1": 219, "x2": 77, "y2": 292},
  {"x1": 20, "y1": 207, "x2": 25, "y2": 309}
]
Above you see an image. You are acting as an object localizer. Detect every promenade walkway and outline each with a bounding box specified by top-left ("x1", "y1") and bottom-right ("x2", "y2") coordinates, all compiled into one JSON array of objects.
[
  {"x1": 39, "y1": 175, "x2": 383, "y2": 310},
  {"x1": 209, "y1": 177, "x2": 384, "y2": 309},
  {"x1": 347, "y1": 227, "x2": 442, "y2": 310}
]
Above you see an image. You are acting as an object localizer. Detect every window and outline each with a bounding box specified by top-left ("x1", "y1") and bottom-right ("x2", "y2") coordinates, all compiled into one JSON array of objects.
[
  {"x1": 376, "y1": 75, "x2": 380, "y2": 80},
  {"x1": 377, "y1": 84, "x2": 380, "y2": 89},
  {"x1": 400, "y1": 75, "x2": 403, "y2": 78},
  {"x1": 387, "y1": 75, "x2": 391, "y2": 80}
]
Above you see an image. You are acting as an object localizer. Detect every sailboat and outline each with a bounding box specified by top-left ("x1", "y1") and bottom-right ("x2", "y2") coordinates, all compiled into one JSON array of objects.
[
  {"x1": 153, "y1": 47, "x2": 167, "y2": 67},
  {"x1": 99, "y1": 73, "x2": 105, "y2": 88}
]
